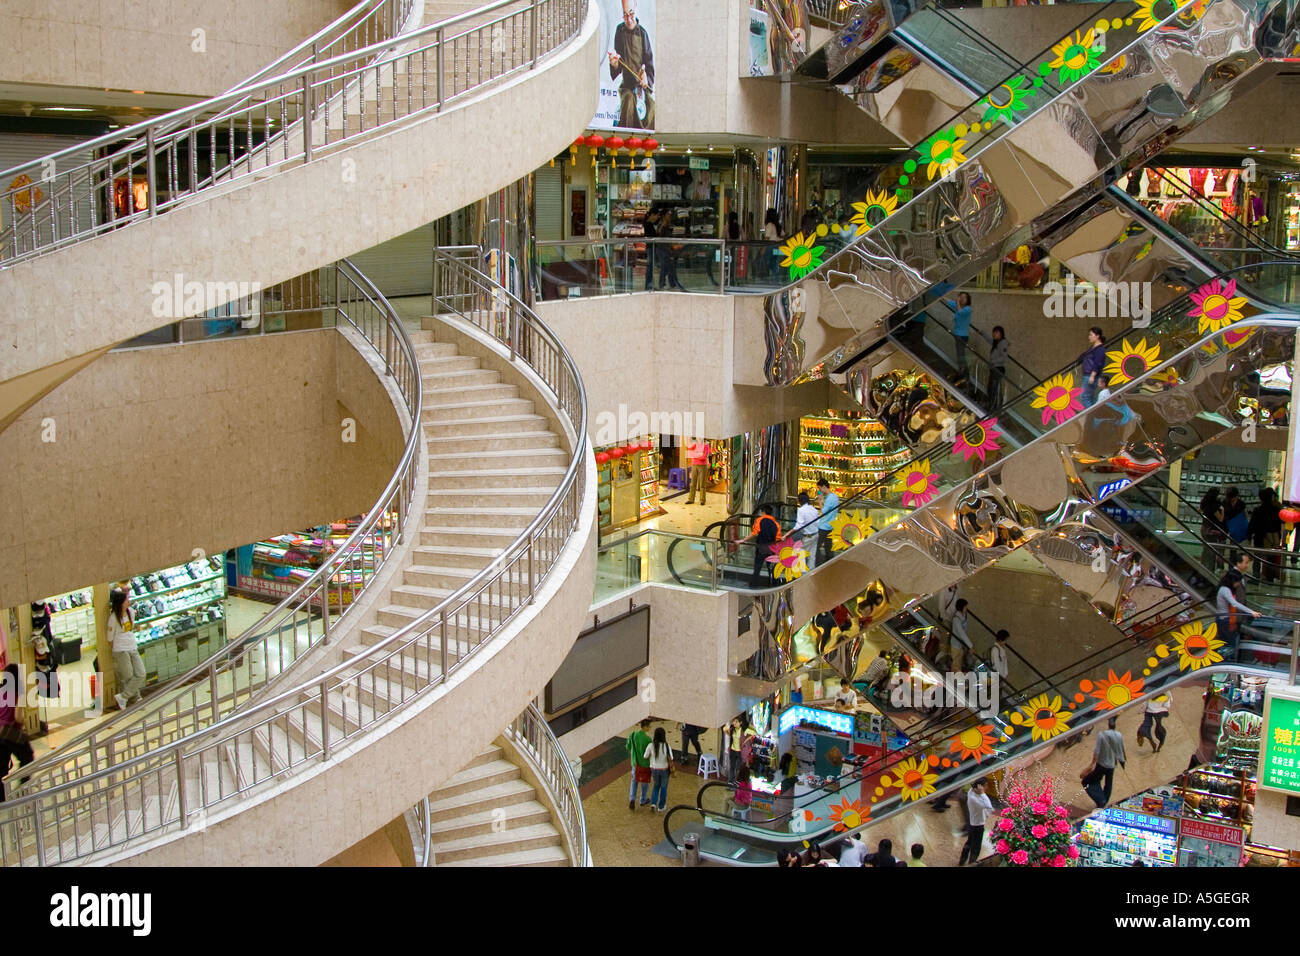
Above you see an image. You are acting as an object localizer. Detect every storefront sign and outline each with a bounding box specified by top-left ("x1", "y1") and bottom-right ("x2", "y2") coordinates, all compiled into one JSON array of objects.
[
  {"x1": 1259, "y1": 686, "x2": 1300, "y2": 794},
  {"x1": 1179, "y1": 818, "x2": 1245, "y2": 845},
  {"x1": 688, "y1": 156, "x2": 710, "y2": 170},
  {"x1": 1098, "y1": 807, "x2": 1178, "y2": 836},
  {"x1": 778, "y1": 704, "x2": 853, "y2": 736}
]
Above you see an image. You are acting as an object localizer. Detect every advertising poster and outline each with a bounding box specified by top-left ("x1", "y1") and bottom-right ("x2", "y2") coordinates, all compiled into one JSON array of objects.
[
  {"x1": 748, "y1": 8, "x2": 772, "y2": 76},
  {"x1": 593, "y1": 0, "x2": 656, "y2": 131}
]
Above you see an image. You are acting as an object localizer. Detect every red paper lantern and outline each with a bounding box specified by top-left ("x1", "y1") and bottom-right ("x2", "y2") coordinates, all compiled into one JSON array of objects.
[
  {"x1": 640, "y1": 439, "x2": 653, "y2": 450},
  {"x1": 623, "y1": 444, "x2": 639, "y2": 457},
  {"x1": 642, "y1": 137, "x2": 658, "y2": 152},
  {"x1": 607, "y1": 135, "x2": 625, "y2": 152},
  {"x1": 1282, "y1": 508, "x2": 1300, "y2": 524},
  {"x1": 595, "y1": 451, "x2": 610, "y2": 464},
  {"x1": 610, "y1": 447, "x2": 625, "y2": 458},
  {"x1": 586, "y1": 133, "x2": 605, "y2": 166},
  {"x1": 627, "y1": 136, "x2": 644, "y2": 152}
]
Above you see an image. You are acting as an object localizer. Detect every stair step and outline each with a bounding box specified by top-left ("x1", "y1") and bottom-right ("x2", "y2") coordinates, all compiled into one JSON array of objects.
[
  {"x1": 402, "y1": 563, "x2": 528, "y2": 594},
  {"x1": 425, "y1": 799, "x2": 552, "y2": 840},
  {"x1": 413, "y1": 342, "x2": 459, "y2": 357},
  {"x1": 424, "y1": 398, "x2": 535, "y2": 421},
  {"x1": 411, "y1": 544, "x2": 505, "y2": 569},
  {"x1": 430, "y1": 822, "x2": 563, "y2": 864},
  {"x1": 429, "y1": 758, "x2": 521, "y2": 799},
  {"x1": 424, "y1": 383, "x2": 519, "y2": 406},
  {"x1": 425, "y1": 413, "x2": 551, "y2": 437},
  {"x1": 425, "y1": 430, "x2": 560, "y2": 453},
  {"x1": 435, "y1": 844, "x2": 569, "y2": 867},
  {"x1": 418, "y1": 526, "x2": 530, "y2": 547},
  {"x1": 417, "y1": 355, "x2": 480, "y2": 373},
  {"x1": 422, "y1": 369, "x2": 502, "y2": 389},
  {"x1": 420, "y1": 507, "x2": 540, "y2": 529},
  {"x1": 426, "y1": 777, "x2": 537, "y2": 822},
  {"x1": 425, "y1": 447, "x2": 568, "y2": 470},
  {"x1": 423, "y1": 487, "x2": 558, "y2": 509},
  {"x1": 426, "y1": 467, "x2": 565, "y2": 491}
]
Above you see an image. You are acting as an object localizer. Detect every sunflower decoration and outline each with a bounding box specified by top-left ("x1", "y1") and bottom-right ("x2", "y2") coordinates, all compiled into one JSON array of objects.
[
  {"x1": 1170, "y1": 620, "x2": 1226, "y2": 671},
  {"x1": 765, "y1": 537, "x2": 810, "y2": 582},
  {"x1": 915, "y1": 126, "x2": 968, "y2": 181},
  {"x1": 827, "y1": 796, "x2": 870, "y2": 831},
  {"x1": 1132, "y1": 0, "x2": 1191, "y2": 32},
  {"x1": 1030, "y1": 372, "x2": 1084, "y2": 426},
  {"x1": 778, "y1": 231, "x2": 826, "y2": 281},
  {"x1": 850, "y1": 188, "x2": 899, "y2": 235},
  {"x1": 1013, "y1": 693, "x2": 1073, "y2": 742},
  {"x1": 1099, "y1": 54, "x2": 1128, "y2": 75},
  {"x1": 1187, "y1": 277, "x2": 1249, "y2": 334},
  {"x1": 980, "y1": 75, "x2": 1036, "y2": 126},
  {"x1": 1088, "y1": 670, "x2": 1144, "y2": 710},
  {"x1": 1103, "y1": 337, "x2": 1161, "y2": 386},
  {"x1": 894, "y1": 459, "x2": 940, "y2": 508},
  {"x1": 949, "y1": 724, "x2": 997, "y2": 763},
  {"x1": 1048, "y1": 29, "x2": 1102, "y2": 84},
  {"x1": 1222, "y1": 325, "x2": 1255, "y2": 350},
  {"x1": 829, "y1": 510, "x2": 872, "y2": 551},
  {"x1": 885, "y1": 755, "x2": 939, "y2": 802},
  {"x1": 1134, "y1": 236, "x2": 1155, "y2": 261},
  {"x1": 951, "y1": 418, "x2": 1002, "y2": 463}
]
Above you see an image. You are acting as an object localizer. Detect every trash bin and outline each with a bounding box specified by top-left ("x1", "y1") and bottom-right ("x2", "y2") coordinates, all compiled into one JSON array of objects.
[{"x1": 682, "y1": 833, "x2": 700, "y2": 866}]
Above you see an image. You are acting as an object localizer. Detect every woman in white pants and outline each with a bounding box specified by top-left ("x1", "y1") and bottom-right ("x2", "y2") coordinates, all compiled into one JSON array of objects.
[{"x1": 107, "y1": 587, "x2": 145, "y2": 709}]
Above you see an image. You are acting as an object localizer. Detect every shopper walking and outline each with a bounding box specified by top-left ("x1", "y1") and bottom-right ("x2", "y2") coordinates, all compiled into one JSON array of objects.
[
  {"x1": 740, "y1": 504, "x2": 782, "y2": 587},
  {"x1": 937, "y1": 584, "x2": 960, "y2": 629},
  {"x1": 685, "y1": 437, "x2": 711, "y2": 505},
  {"x1": 960, "y1": 778, "x2": 993, "y2": 865},
  {"x1": 645, "y1": 726, "x2": 674, "y2": 812},
  {"x1": 1200, "y1": 488, "x2": 1227, "y2": 571},
  {"x1": 0, "y1": 664, "x2": 34, "y2": 802},
  {"x1": 1081, "y1": 326, "x2": 1106, "y2": 407},
  {"x1": 907, "y1": 843, "x2": 927, "y2": 867},
  {"x1": 678, "y1": 722, "x2": 704, "y2": 765},
  {"x1": 987, "y1": 325, "x2": 1009, "y2": 408},
  {"x1": 990, "y1": 629, "x2": 1010, "y2": 682},
  {"x1": 1136, "y1": 694, "x2": 1171, "y2": 753},
  {"x1": 108, "y1": 586, "x2": 145, "y2": 710},
  {"x1": 642, "y1": 208, "x2": 659, "y2": 290},
  {"x1": 949, "y1": 599, "x2": 973, "y2": 672},
  {"x1": 795, "y1": 491, "x2": 820, "y2": 565},
  {"x1": 1224, "y1": 487, "x2": 1248, "y2": 565},
  {"x1": 1081, "y1": 717, "x2": 1127, "y2": 807},
  {"x1": 726, "y1": 716, "x2": 747, "y2": 783},
  {"x1": 1248, "y1": 487, "x2": 1284, "y2": 584},
  {"x1": 943, "y1": 291, "x2": 973, "y2": 383},
  {"x1": 626, "y1": 718, "x2": 653, "y2": 810},
  {"x1": 1216, "y1": 567, "x2": 1260, "y2": 659},
  {"x1": 731, "y1": 766, "x2": 754, "y2": 821},
  {"x1": 838, "y1": 832, "x2": 868, "y2": 867},
  {"x1": 815, "y1": 477, "x2": 840, "y2": 566},
  {"x1": 863, "y1": 649, "x2": 891, "y2": 697}
]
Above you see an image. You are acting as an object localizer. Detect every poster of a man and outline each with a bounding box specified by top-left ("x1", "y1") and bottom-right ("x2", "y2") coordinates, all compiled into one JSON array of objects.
[{"x1": 599, "y1": 0, "x2": 655, "y2": 130}]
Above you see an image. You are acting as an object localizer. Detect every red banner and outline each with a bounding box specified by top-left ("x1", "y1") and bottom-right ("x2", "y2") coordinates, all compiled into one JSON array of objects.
[{"x1": 1180, "y1": 818, "x2": 1245, "y2": 845}]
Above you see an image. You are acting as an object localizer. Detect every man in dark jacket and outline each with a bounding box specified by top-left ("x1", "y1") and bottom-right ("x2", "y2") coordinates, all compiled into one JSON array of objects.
[
  {"x1": 1248, "y1": 487, "x2": 1283, "y2": 583},
  {"x1": 608, "y1": 0, "x2": 655, "y2": 128}
]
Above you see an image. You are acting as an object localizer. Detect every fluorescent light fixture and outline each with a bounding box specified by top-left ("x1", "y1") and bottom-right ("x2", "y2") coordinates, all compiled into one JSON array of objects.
[{"x1": 42, "y1": 107, "x2": 94, "y2": 113}]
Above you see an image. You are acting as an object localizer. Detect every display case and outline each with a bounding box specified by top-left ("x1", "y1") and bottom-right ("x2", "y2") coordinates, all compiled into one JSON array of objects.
[
  {"x1": 638, "y1": 444, "x2": 661, "y2": 520},
  {"x1": 1285, "y1": 183, "x2": 1300, "y2": 250},
  {"x1": 799, "y1": 412, "x2": 911, "y2": 496},
  {"x1": 603, "y1": 166, "x2": 654, "y2": 240},
  {"x1": 239, "y1": 518, "x2": 387, "y2": 607},
  {"x1": 40, "y1": 587, "x2": 95, "y2": 650},
  {"x1": 126, "y1": 556, "x2": 227, "y2": 685},
  {"x1": 1076, "y1": 807, "x2": 1178, "y2": 867}
]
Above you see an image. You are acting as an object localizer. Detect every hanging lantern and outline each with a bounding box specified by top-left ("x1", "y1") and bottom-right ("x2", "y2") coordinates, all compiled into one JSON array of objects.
[
  {"x1": 623, "y1": 444, "x2": 639, "y2": 457},
  {"x1": 595, "y1": 451, "x2": 610, "y2": 465},
  {"x1": 1282, "y1": 508, "x2": 1300, "y2": 524},
  {"x1": 607, "y1": 135, "x2": 625, "y2": 167},
  {"x1": 586, "y1": 133, "x2": 605, "y2": 166},
  {"x1": 626, "y1": 136, "x2": 644, "y2": 169},
  {"x1": 642, "y1": 137, "x2": 658, "y2": 155},
  {"x1": 570, "y1": 136, "x2": 583, "y2": 166},
  {"x1": 610, "y1": 446, "x2": 625, "y2": 458}
]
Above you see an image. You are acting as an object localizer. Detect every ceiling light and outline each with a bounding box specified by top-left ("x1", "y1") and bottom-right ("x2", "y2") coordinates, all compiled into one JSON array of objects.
[
  {"x1": 131, "y1": 90, "x2": 144, "y2": 95},
  {"x1": 42, "y1": 107, "x2": 94, "y2": 113}
]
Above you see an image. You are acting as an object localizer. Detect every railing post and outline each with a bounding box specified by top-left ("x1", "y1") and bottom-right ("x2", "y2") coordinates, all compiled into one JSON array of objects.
[
  {"x1": 531, "y1": 0, "x2": 540, "y2": 68},
  {"x1": 145, "y1": 126, "x2": 158, "y2": 217},
  {"x1": 440, "y1": 616, "x2": 449, "y2": 679},
  {"x1": 321, "y1": 582, "x2": 331, "y2": 644},
  {"x1": 209, "y1": 664, "x2": 220, "y2": 722},
  {"x1": 527, "y1": 533, "x2": 536, "y2": 604},
  {"x1": 319, "y1": 683, "x2": 331, "y2": 759},
  {"x1": 32, "y1": 803, "x2": 45, "y2": 864},
  {"x1": 302, "y1": 74, "x2": 314, "y2": 163},
  {"x1": 175, "y1": 749, "x2": 188, "y2": 825},
  {"x1": 436, "y1": 28, "x2": 444, "y2": 111}
]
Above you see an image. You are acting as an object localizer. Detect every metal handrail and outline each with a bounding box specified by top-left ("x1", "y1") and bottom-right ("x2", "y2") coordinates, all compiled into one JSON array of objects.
[
  {"x1": 1, "y1": 0, "x2": 587, "y2": 264},
  {"x1": 502, "y1": 703, "x2": 589, "y2": 866},
  {"x1": 8, "y1": 257, "x2": 423, "y2": 796},
  {"x1": 0, "y1": 250, "x2": 589, "y2": 865}
]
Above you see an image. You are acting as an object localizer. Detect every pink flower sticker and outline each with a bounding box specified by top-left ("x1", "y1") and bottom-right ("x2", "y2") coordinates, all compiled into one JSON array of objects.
[{"x1": 951, "y1": 418, "x2": 1002, "y2": 463}]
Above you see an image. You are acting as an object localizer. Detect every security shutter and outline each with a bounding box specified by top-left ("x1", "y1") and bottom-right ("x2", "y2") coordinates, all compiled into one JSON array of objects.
[
  {"x1": 535, "y1": 165, "x2": 563, "y2": 241},
  {"x1": 0, "y1": 133, "x2": 97, "y2": 255},
  {"x1": 348, "y1": 222, "x2": 435, "y2": 297}
]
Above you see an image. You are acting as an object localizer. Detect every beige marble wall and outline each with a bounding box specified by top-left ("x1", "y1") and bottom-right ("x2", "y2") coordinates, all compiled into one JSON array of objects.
[
  {"x1": 538, "y1": 291, "x2": 842, "y2": 444},
  {"x1": 654, "y1": 0, "x2": 899, "y2": 146},
  {"x1": 0, "y1": 6, "x2": 600, "y2": 385},
  {"x1": 1, "y1": 0, "x2": 356, "y2": 97},
  {"x1": 0, "y1": 328, "x2": 402, "y2": 608}
]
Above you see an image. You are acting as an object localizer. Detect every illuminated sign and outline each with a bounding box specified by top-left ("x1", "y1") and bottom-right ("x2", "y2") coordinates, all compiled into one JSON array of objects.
[
  {"x1": 1097, "y1": 478, "x2": 1133, "y2": 498},
  {"x1": 1259, "y1": 686, "x2": 1300, "y2": 794},
  {"x1": 1098, "y1": 807, "x2": 1177, "y2": 835},
  {"x1": 778, "y1": 705, "x2": 854, "y2": 736},
  {"x1": 1179, "y1": 818, "x2": 1244, "y2": 846}
]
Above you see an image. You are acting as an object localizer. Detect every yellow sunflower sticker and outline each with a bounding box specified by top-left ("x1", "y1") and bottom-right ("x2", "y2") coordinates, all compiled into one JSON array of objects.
[
  {"x1": 1170, "y1": 621, "x2": 1226, "y2": 671},
  {"x1": 1014, "y1": 693, "x2": 1073, "y2": 742}
]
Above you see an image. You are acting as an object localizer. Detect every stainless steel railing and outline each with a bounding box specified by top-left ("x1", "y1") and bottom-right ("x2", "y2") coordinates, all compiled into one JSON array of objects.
[
  {"x1": 0, "y1": 250, "x2": 588, "y2": 865},
  {"x1": 502, "y1": 703, "x2": 589, "y2": 867},
  {"x1": 7, "y1": 258, "x2": 423, "y2": 798},
  {"x1": 1, "y1": 0, "x2": 588, "y2": 264}
]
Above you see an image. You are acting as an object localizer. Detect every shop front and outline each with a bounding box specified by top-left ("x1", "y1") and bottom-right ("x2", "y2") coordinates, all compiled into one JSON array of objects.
[
  {"x1": 798, "y1": 411, "x2": 911, "y2": 498},
  {"x1": 596, "y1": 437, "x2": 661, "y2": 534}
]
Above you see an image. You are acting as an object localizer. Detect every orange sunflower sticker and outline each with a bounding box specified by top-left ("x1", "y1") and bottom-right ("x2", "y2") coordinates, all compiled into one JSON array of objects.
[
  {"x1": 827, "y1": 797, "x2": 870, "y2": 831},
  {"x1": 949, "y1": 724, "x2": 997, "y2": 763},
  {"x1": 1088, "y1": 670, "x2": 1144, "y2": 710}
]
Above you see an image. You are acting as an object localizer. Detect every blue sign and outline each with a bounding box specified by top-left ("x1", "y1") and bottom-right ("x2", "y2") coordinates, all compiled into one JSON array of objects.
[
  {"x1": 778, "y1": 705, "x2": 854, "y2": 736},
  {"x1": 1098, "y1": 807, "x2": 1177, "y2": 835},
  {"x1": 1098, "y1": 478, "x2": 1133, "y2": 498}
]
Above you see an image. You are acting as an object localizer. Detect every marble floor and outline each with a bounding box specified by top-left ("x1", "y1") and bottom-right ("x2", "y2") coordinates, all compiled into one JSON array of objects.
[{"x1": 580, "y1": 681, "x2": 1208, "y2": 867}]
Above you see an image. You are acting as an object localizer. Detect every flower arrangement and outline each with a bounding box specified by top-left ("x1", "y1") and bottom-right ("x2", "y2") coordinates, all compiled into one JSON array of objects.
[{"x1": 993, "y1": 774, "x2": 1078, "y2": 867}]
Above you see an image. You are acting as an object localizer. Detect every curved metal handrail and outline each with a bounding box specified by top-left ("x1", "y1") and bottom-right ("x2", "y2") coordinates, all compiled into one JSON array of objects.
[
  {"x1": 1, "y1": 0, "x2": 588, "y2": 263},
  {"x1": 0, "y1": 250, "x2": 589, "y2": 866},
  {"x1": 502, "y1": 703, "x2": 589, "y2": 866},
  {"x1": 8, "y1": 257, "x2": 424, "y2": 796}
]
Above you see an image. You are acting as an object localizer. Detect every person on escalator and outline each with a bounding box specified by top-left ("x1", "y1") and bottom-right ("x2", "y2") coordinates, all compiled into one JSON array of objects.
[
  {"x1": 794, "y1": 491, "x2": 820, "y2": 565},
  {"x1": 949, "y1": 599, "x2": 972, "y2": 672},
  {"x1": 1216, "y1": 567, "x2": 1260, "y2": 660},
  {"x1": 1200, "y1": 488, "x2": 1227, "y2": 571},
  {"x1": 739, "y1": 505, "x2": 782, "y2": 587},
  {"x1": 1248, "y1": 487, "x2": 1284, "y2": 584},
  {"x1": 1224, "y1": 487, "x2": 1249, "y2": 565},
  {"x1": 1081, "y1": 327, "x2": 1106, "y2": 407},
  {"x1": 815, "y1": 477, "x2": 839, "y2": 566},
  {"x1": 942, "y1": 291, "x2": 973, "y2": 384},
  {"x1": 988, "y1": 326, "x2": 1009, "y2": 409}
]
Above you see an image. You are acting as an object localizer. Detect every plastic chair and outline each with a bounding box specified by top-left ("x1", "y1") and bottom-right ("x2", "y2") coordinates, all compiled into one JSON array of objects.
[
  {"x1": 668, "y1": 467, "x2": 688, "y2": 490},
  {"x1": 698, "y1": 753, "x2": 720, "y2": 778}
]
